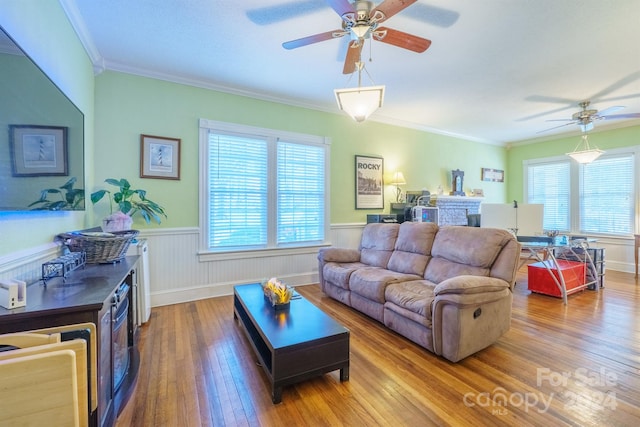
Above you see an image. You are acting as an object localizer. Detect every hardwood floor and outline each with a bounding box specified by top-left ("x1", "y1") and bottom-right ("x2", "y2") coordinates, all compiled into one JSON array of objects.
[{"x1": 116, "y1": 269, "x2": 640, "y2": 426}]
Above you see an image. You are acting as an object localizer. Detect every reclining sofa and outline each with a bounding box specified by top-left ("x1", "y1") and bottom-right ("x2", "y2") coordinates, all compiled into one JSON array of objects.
[{"x1": 317, "y1": 222, "x2": 521, "y2": 362}]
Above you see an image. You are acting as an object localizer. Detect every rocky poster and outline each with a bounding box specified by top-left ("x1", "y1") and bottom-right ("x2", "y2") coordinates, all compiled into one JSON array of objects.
[{"x1": 355, "y1": 155, "x2": 383, "y2": 209}]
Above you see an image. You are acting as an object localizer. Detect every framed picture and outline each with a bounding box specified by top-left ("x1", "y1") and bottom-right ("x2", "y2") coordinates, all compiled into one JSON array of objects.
[
  {"x1": 482, "y1": 168, "x2": 504, "y2": 182},
  {"x1": 140, "y1": 134, "x2": 181, "y2": 180},
  {"x1": 355, "y1": 155, "x2": 384, "y2": 209},
  {"x1": 10, "y1": 125, "x2": 68, "y2": 176}
]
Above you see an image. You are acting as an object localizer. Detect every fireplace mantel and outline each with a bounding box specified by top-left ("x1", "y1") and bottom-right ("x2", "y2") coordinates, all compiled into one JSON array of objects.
[{"x1": 431, "y1": 195, "x2": 483, "y2": 226}]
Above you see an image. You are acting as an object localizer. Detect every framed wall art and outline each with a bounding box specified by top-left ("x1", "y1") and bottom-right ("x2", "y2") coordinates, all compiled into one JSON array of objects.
[
  {"x1": 10, "y1": 125, "x2": 68, "y2": 176},
  {"x1": 355, "y1": 155, "x2": 384, "y2": 209},
  {"x1": 140, "y1": 134, "x2": 181, "y2": 180},
  {"x1": 481, "y1": 168, "x2": 504, "y2": 182}
]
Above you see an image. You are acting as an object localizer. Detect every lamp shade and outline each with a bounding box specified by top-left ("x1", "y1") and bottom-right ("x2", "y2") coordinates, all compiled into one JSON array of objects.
[
  {"x1": 390, "y1": 171, "x2": 406, "y2": 185},
  {"x1": 566, "y1": 134, "x2": 604, "y2": 163},
  {"x1": 334, "y1": 85, "x2": 385, "y2": 122},
  {"x1": 566, "y1": 149, "x2": 604, "y2": 163}
]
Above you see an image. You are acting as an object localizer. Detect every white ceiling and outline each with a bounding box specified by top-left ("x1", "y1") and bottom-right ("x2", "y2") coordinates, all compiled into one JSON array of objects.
[{"x1": 61, "y1": 0, "x2": 640, "y2": 145}]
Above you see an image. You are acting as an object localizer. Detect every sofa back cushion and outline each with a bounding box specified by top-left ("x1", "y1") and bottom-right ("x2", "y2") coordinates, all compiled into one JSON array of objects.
[
  {"x1": 425, "y1": 226, "x2": 517, "y2": 284},
  {"x1": 387, "y1": 222, "x2": 438, "y2": 275},
  {"x1": 360, "y1": 223, "x2": 400, "y2": 268}
]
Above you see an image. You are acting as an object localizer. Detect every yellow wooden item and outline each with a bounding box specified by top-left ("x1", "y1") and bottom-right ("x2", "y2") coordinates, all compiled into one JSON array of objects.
[
  {"x1": 0, "y1": 322, "x2": 97, "y2": 427},
  {"x1": 0, "y1": 349, "x2": 80, "y2": 427},
  {"x1": 0, "y1": 331, "x2": 61, "y2": 348},
  {"x1": 31, "y1": 323, "x2": 98, "y2": 412}
]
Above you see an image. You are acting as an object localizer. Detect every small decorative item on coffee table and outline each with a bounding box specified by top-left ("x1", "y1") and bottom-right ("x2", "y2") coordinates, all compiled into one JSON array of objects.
[{"x1": 262, "y1": 277, "x2": 293, "y2": 310}]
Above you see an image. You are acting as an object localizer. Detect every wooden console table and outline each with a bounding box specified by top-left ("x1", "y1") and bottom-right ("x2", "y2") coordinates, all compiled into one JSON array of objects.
[{"x1": 0, "y1": 257, "x2": 140, "y2": 427}]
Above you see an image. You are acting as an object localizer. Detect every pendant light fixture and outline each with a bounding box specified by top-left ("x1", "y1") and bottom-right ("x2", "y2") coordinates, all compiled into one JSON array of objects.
[
  {"x1": 334, "y1": 61, "x2": 384, "y2": 123},
  {"x1": 566, "y1": 133, "x2": 604, "y2": 163}
]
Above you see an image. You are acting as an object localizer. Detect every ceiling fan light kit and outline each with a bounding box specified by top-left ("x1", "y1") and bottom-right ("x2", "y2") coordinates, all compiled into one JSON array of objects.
[
  {"x1": 334, "y1": 85, "x2": 385, "y2": 122},
  {"x1": 281, "y1": 1, "x2": 432, "y2": 121},
  {"x1": 566, "y1": 134, "x2": 604, "y2": 163},
  {"x1": 539, "y1": 100, "x2": 640, "y2": 134}
]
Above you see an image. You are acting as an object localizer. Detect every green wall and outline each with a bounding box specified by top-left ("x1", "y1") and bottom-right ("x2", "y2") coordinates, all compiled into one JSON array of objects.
[
  {"x1": 94, "y1": 71, "x2": 508, "y2": 226},
  {"x1": 506, "y1": 125, "x2": 640, "y2": 202}
]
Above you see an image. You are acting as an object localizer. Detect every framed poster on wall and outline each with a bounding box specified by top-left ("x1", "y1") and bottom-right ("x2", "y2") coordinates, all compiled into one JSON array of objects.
[{"x1": 355, "y1": 155, "x2": 384, "y2": 209}]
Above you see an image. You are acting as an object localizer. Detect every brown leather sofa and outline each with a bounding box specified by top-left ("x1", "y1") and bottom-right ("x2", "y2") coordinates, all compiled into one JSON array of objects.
[{"x1": 317, "y1": 222, "x2": 521, "y2": 362}]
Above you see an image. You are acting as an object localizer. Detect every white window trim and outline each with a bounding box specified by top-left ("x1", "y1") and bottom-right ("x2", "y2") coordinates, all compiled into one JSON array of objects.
[
  {"x1": 198, "y1": 119, "x2": 331, "y2": 259},
  {"x1": 523, "y1": 145, "x2": 640, "y2": 237}
]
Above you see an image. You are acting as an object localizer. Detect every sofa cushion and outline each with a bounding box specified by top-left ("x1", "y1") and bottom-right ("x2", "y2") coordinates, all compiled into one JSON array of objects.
[
  {"x1": 387, "y1": 222, "x2": 437, "y2": 275},
  {"x1": 385, "y1": 280, "x2": 436, "y2": 322},
  {"x1": 425, "y1": 258, "x2": 490, "y2": 284},
  {"x1": 359, "y1": 223, "x2": 400, "y2": 268},
  {"x1": 350, "y1": 267, "x2": 421, "y2": 303},
  {"x1": 322, "y1": 262, "x2": 369, "y2": 290},
  {"x1": 425, "y1": 226, "x2": 512, "y2": 283}
]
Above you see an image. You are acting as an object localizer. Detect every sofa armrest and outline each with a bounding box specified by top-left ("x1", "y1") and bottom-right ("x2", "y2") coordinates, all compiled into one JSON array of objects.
[
  {"x1": 434, "y1": 275, "x2": 511, "y2": 296},
  {"x1": 318, "y1": 248, "x2": 361, "y2": 264}
]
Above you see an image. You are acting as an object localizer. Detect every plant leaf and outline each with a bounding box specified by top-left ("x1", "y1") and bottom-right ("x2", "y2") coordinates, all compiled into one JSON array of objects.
[
  {"x1": 90, "y1": 189, "x2": 108, "y2": 204},
  {"x1": 60, "y1": 177, "x2": 77, "y2": 190},
  {"x1": 120, "y1": 200, "x2": 133, "y2": 214}
]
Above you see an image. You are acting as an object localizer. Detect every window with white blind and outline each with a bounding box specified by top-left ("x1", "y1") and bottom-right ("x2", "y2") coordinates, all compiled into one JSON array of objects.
[
  {"x1": 580, "y1": 154, "x2": 634, "y2": 235},
  {"x1": 527, "y1": 160, "x2": 571, "y2": 232},
  {"x1": 524, "y1": 148, "x2": 637, "y2": 236},
  {"x1": 198, "y1": 119, "x2": 330, "y2": 253}
]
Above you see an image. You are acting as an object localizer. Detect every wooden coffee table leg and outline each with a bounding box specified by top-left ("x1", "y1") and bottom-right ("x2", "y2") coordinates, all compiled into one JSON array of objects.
[
  {"x1": 272, "y1": 386, "x2": 282, "y2": 404},
  {"x1": 340, "y1": 365, "x2": 349, "y2": 381}
]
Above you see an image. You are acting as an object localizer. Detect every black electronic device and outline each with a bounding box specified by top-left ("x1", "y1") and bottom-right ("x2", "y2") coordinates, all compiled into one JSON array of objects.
[{"x1": 367, "y1": 214, "x2": 399, "y2": 224}]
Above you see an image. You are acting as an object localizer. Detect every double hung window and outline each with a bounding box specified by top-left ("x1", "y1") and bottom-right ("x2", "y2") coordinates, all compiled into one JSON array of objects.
[
  {"x1": 199, "y1": 119, "x2": 330, "y2": 253},
  {"x1": 524, "y1": 148, "x2": 636, "y2": 236}
]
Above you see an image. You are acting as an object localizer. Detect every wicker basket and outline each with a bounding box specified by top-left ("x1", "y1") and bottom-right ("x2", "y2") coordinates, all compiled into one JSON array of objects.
[{"x1": 57, "y1": 230, "x2": 139, "y2": 264}]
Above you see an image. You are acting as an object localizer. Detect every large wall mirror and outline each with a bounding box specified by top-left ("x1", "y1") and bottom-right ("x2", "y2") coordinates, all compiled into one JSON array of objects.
[{"x1": 0, "y1": 25, "x2": 85, "y2": 211}]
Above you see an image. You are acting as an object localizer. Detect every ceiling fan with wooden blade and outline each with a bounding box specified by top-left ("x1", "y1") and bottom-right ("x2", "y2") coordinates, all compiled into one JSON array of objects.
[
  {"x1": 537, "y1": 101, "x2": 640, "y2": 133},
  {"x1": 282, "y1": 0, "x2": 432, "y2": 74},
  {"x1": 247, "y1": 0, "x2": 459, "y2": 27}
]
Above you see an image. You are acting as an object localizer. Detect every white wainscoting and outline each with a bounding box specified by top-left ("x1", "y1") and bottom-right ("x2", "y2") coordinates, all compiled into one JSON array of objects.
[
  {"x1": 138, "y1": 224, "x2": 366, "y2": 307},
  {"x1": 1, "y1": 224, "x2": 637, "y2": 309},
  {"x1": 0, "y1": 243, "x2": 59, "y2": 284}
]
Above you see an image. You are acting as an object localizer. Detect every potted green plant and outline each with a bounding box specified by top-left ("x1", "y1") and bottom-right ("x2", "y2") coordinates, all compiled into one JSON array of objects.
[
  {"x1": 91, "y1": 178, "x2": 167, "y2": 232},
  {"x1": 29, "y1": 177, "x2": 85, "y2": 211}
]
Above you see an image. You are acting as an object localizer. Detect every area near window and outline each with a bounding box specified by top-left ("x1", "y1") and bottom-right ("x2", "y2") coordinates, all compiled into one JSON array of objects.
[
  {"x1": 524, "y1": 147, "x2": 637, "y2": 236},
  {"x1": 198, "y1": 119, "x2": 330, "y2": 257}
]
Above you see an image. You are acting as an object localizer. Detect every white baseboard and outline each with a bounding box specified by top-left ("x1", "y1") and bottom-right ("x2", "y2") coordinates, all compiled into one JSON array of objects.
[{"x1": 150, "y1": 272, "x2": 318, "y2": 307}]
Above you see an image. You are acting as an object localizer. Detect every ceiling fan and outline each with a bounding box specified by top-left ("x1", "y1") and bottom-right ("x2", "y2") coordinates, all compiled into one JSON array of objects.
[
  {"x1": 538, "y1": 100, "x2": 640, "y2": 133},
  {"x1": 282, "y1": 0, "x2": 432, "y2": 74}
]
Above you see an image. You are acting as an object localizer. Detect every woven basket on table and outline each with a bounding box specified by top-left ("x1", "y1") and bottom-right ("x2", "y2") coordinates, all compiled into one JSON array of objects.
[{"x1": 57, "y1": 230, "x2": 139, "y2": 264}]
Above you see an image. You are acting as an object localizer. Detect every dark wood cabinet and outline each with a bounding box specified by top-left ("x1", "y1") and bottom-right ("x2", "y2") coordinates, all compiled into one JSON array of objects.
[{"x1": 0, "y1": 257, "x2": 140, "y2": 427}]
